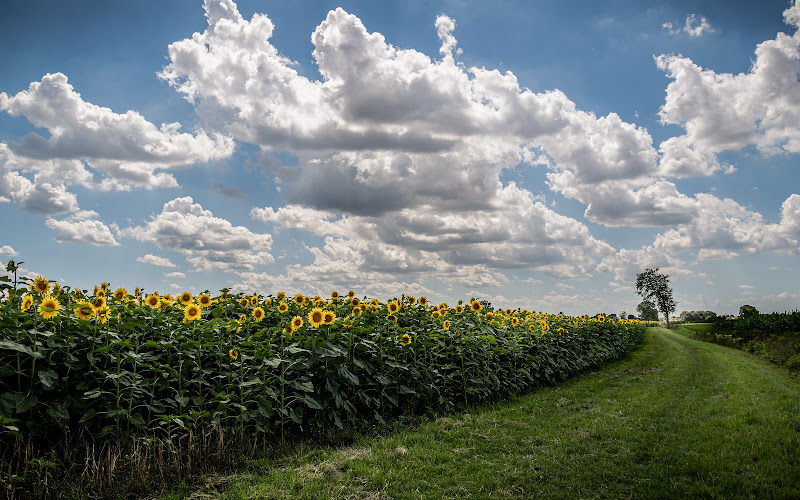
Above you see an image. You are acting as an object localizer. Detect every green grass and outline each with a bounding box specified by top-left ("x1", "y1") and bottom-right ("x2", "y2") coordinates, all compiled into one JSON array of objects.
[{"x1": 177, "y1": 327, "x2": 800, "y2": 499}]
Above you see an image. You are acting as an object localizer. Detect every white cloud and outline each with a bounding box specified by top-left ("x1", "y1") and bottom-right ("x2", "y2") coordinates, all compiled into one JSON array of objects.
[
  {"x1": 653, "y1": 193, "x2": 798, "y2": 256},
  {"x1": 164, "y1": 271, "x2": 187, "y2": 279},
  {"x1": 656, "y1": 3, "x2": 800, "y2": 175},
  {"x1": 121, "y1": 196, "x2": 274, "y2": 271},
  {"x1": 137, "y1": 254, "x2": 177, "y2": 268},
  {"x1": 663, "y1": 14, "x2": 714, "y2": 37},
  {"x1": 0, "y1": 245, "x2": 18, "y2": 257},
  {"x1": 44, "y1": 210, "x2": 118, "y2": 246},
  {"x1": 0, "y1": 73, "x2": 234, "y2": 192}
]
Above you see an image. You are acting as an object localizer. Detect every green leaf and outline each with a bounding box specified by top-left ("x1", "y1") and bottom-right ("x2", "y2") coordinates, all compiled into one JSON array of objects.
[
  {"x1": 288, "y1": 406, "x2": 303, "y2": 424},
  {"x1": 0, "y1": 340, "x2": 43, "y2": 358},
  {"x1": 16, "y1": 394, "x2": 37, "y2": 413},
  {"x1": 398, "y1": 385, "x2": 416, "y2": 395},
  {"x1": 338, "y1": 366, "x2": 360, "y2": 386},
  {"x1": 287, "y1": 379, "x2": 314, "y2": 392},
  {"x1": 38, "y1": 369, "x2": 59, "y2": 389},
  {"x1": 303, "y1": 394, "x2": 325, "y2": 410},
  {"x1": 79, "y1": 409, "x2": 97, "y2": 424}
]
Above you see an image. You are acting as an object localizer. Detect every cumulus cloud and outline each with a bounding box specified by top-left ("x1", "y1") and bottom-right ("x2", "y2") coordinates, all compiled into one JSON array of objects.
[
  {"x1": 663, "y1": 14, "x2": 714, "y2": 37},
  {"x1": 653, "y1": 193, "x2": 798, "y2": 256},
  {"x1": 0, "y1": 73, "x2": 234, "y2": 190},
  {"x1": 121, "y1": 196, "x2": 274, "y2": 271},
  {"x1": 656, "y1": 2, "x2": 800, "y2": 176},
  {"x1": 159, "y1": 0, "x2": 666, "y2": 289},
  {"x1": 137, "y1": 254, "x2": 177, "y2": 268},
  {"x1": 0, "y1": 245, "x2": 18, "y2": 257},
  {"x1": 45, "y1": 210, "x2": 119, "y2": 246},
  {"x1": 164, "y1": 271, "x2": 187, "y2": 279}
]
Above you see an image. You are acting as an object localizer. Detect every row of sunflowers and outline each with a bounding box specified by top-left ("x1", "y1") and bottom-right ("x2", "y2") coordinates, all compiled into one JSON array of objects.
[{"x1": 1, "y1": 268, "x2": 648, "y2": 450}]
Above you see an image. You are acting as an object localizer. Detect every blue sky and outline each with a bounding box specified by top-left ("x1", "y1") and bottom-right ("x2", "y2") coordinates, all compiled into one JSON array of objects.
[{"x1": 1, "y1": 0, "x2": 799, "y2": 316}]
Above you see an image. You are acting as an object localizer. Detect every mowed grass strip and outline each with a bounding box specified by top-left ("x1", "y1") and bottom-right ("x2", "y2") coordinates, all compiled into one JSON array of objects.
[{"x1": 193, "y1": 327, "x2": 800, "y2": 499}]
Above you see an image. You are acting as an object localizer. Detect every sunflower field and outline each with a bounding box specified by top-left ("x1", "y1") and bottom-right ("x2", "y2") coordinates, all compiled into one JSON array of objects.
[{"x1": 0, "y1": 261, "x2": 648, "y2": 497}]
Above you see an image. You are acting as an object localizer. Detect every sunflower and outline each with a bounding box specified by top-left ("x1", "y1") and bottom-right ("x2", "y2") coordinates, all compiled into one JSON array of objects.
[
  {"x1": 95, "y1": 308, "x2": 109, "y2": 324},
  {"x1": 229, "y1": 349, "x2": 239, "y2": 360},
  {"x1": 162, "y1": 294, "x2": 174, "y2": 306},
  {"x1": 278, "y1": 302, "x2": 288, "y2": 313},
  {"x1": 470, "y1": 301, "x2": 482, "y2": 312},
  {"x1": 431, "y1": 310, "x2": 441, "y2": 318},
  {"x1": 31, "y1": 276, "x2": 49, "y2": 294},
  {"x1": 400, "y1": 333, "x2": 412, "y2": 346},
  {"x1": 455, "y1": 305, "x2": 463, "y2": 314},
  {"x1": 485, "y1": 311, "x2": 494, "y2": 321},
  {"x1": 331, "y1": 290, "x2": 340, "y2": 301},
  {"x1": 238, "y1": 314, "x2": 247, "y2": 323},
  {"x1": 249, "y1": 295, "x2": 258, "y2": 307},
  {"x1": 194, "y1": 293, "x2": 212, "y2": 308},
  {"x1": 529, "y1": 324, "x2": 536, "y2": 333},
  {"x1": 406, "y1": 295, "x2": 416, "y2": 304},
  {"x1": 113, "y1": 288, "x2": 128, "y2": 301},
  {"x1": 387, "y1": 300, "x2": 400, "y2": 313},
  {"x1": 443, "y1": 320, "x2": 451, "y2": 330},
  {"x1": 308, "y1": 307, "x2": 324, "y2": 328},
  {"x1": 145, "y1": 293, "x2": 160, "y2": 309},
  {"x1": 21, "y1": 295, "x2": 34, "y2": 312},
  {"x1": 283, "y1": 325, "x2": 294, "y2": 336},
  {"x1": 343, "y1": 316, "x2": 353, "y2": 327},
  {"x1": 352, "y1": 306, "x2": 363, "y2": 316},
  {"x1": 541, "y1": 323, "x2": 550, "y2": 333},
  {"x1": 313, "y1": 297, "x2": 324, "y2": 306},
  {"x1": 323, "y1": 310, "x2": 336, "y2": 325},
  {"x1": 291, "y1": 316, "x2": 304, "y2": 329},
  {"x1": 179, "y1": 292, "x2": 193, "y2": 305},
  {"x1": 293, "y1": 293, "x2": 305, "y2": 306},
  {"x1": 597, "y1": 314, "x2": 605, "y2": 323},
  {"x1": 418, "y1": 296, "x2": 428, "y2": 306},
  {"x1": 351, "y1": 297, "x2": 361, "y2": 307},
  {"x1": 52, "y1": 283, "x2": 61, "y2": 293},
  {"x1": 184, "y1": 304, "x2": 201, "y2": 321},
  {"x1": 276, "y1": 292, "x2": 286, "y2": 301},
  {"x1": 38, "y1": 295, "x2": 61, "y2": 319},
  {"x1": 511, "y1": 317, "x2": 520, "y2": 326},
  {"x1": 385, "y1": 314, "x2": 398, "y2": 323},
  {"x1": 253, "y1": 307, "x2": 265, "y2": 322},
  {"x1": 370, "y1": 298, "x2": 380, "y2": 308},
  {"x1": 89, "y1": 295, "x2": 106, "y2": 312},
  {"x1": 347, "y1": 290, "x2": 355, "y2": 299},
  {"x1": 74, "y1": 302, "x2": 94, "y2": 320}
]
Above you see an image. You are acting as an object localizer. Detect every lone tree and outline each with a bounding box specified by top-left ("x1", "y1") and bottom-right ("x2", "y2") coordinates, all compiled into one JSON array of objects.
[
  {"x1": 635, "y1": 268, "x2": 677, "y2": 328},
  {"x1": 637, "y1": 300, "x2": 659, "y2": 321}
]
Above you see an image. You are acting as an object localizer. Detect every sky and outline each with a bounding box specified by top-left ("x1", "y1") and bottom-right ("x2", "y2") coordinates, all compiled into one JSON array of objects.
[{"x1": 1, "y1": 0, "x2": 799, "y2": 317}]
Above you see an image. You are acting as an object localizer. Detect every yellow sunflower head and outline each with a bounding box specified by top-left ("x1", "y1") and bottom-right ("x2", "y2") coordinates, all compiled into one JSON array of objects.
[
  {"x1": 250, "y1": 295, "x2": 260, "y2": 307},
  {"x1": 252, "y1": 307, "x2": 265, "y2": 321},
  {"x1": 37, "y1": 295, "x2": 61, "y2": 319},
  {"x1": 418, "y1": 296, "x2": 428, "y2": 306},
  {"x1": 470, "y1": 301, "x2": 482, "y2": 312},
  {"x1": 229, "y1": 349, "x2": 239, "y2": 360},
  {"x1": 431, "y1": 310, "x2": 441, "y2": 318},
  {"x1": 75, "y1": 302, "x2": 94, "y2": 320},
  {"x1": 278, "y1": 302, "x2": 288, "y2": 313},
  {"x1": 443, "y1": 320, "x2": 451, "y2": 330},
  {"x1": 385, "y1": 314, "x2": 398, "y2": 323},
  {"x1": 597, "y1": 314, "x2": 605, "y2": 323},
  {"x1": 347, "y1": 290, "x2": 355, "y2": 299},
  {"x1": 511, "y1": 317, "x2": 520, "y2": 326},
  {"x1": 284, "y1": 325, "x2": 294, "y2": 336},
  {"x1": 388, "y1": 300, "x2": 400, "y2": 313},
  {"x1": 352, "y1": 306, "x2": 363, "y2": 316},
  {"x1": 293, "y1": 293, "x2": 305, "y2": 306},
  {"x1": 351, "y1": 297, "x2": 361, "y2": 306},
  {"x1": 161, "y1": 294, "x2": 174, "y2": 305},
  {"x1": 331, "y1": 290, "x2": 340, "y2": 301},
  {"x1": 145, "y1": 293, "x2": 160, "y2": 309},
  {"x1": 238, "y1": 313, "x2": 247, "y2": 323},
  {"x1": 113, "y1": 288, "x2": 127, "y2": 301},
  {"x1": 179, "y1": 292, "x2": 193, "y2": 305},
  {"x1": 31, "y1": 276, "x2": 50, "y2": 294},
  {"x1": 240, "y1": 297, "x2": 250, "y2": 308},
  {"x1": 455, "y1": 305, "x2": 463, "y2": 314},
  {"x1": 400, "y1": 333, "x2": 412, "y2": 346},
  {"x1": 21, "y1": 295, "x2": 34, "y2": 312},
  {"x1": 184, "y1": 304, "x2": 201, "y2": 321},
  {"x1": 91, "y1": 295, "x2": 107, "y2": 312},
  {"x1": 323, "y1": 310, "x2": 336, "y2": 325},
  {"x1": 291, "y1": 316, "x2": 304, "y2": 329},
  {"x1": 95, "y1": 308, "x2": 109, "y2": 324},
  {"x1": 198, "y1": 293, "x2": 213, "y2": 308},
  {"x1": 308, "y1": 307, "x2": 324, "y2": 328}
]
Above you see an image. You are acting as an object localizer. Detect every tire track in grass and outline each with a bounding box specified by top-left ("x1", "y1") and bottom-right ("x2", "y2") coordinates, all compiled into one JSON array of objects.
[{"x1": 207, "y1": 328, "x2": 800, "y2": 499}]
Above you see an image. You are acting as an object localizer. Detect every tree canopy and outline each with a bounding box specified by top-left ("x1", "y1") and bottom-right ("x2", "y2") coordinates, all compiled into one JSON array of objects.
[{"x1": 635, "y1": 268, "x2": 677, "y2": 327}]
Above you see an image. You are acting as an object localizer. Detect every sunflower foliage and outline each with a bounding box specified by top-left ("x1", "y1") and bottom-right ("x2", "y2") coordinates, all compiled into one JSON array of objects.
[{"x1": 0, "y1": 270, "x2": 649, "y2": 497}]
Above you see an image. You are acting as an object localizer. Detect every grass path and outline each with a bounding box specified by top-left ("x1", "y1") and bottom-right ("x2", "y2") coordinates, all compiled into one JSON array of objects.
[{"x1": 191, "y1": 327, "x2": 800, "y2": 499}]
